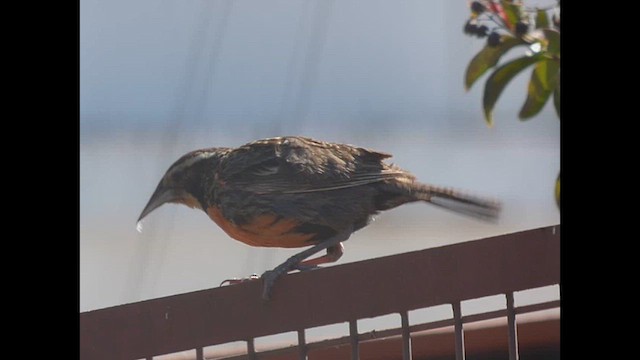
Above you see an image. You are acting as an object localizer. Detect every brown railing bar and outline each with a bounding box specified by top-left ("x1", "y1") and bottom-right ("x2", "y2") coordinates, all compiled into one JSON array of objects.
[
  {"x1": 460, "y1": 300, "x2": 554, "y2": 325},
  {"x1": 400, "y1": 311, "x2": 412, "y2": 360},
  {"x1": 301, "y1": 336, "x2": 351, "y2": 353},
  {"x1": 349, "y1": 320, "x2": 360, "y2": 360},
  {"x1": 220, "y1": 336, "x2": 360, "y2": 360},
  {"x1": 196, "y1": 347, "x2": 204, "y2": 360},
  {"x1": 297, "y1": 329, "x2": 307, "y2": 360},
  {"x1": 407, "y1": 318, "x2": 454, "y2": 334},
  {"x1": 462, "y1": 309, "x2": 506, "y2": 325},
  {"x1": 81, "y1": 226, "x2": 559, "y2": 360},
  {"x1": 246, "y1": 338, "x2": 256, "y2": 360},
  {"x1": 452, "y1": 302, "x2": 465, "y2": 360},
  {"x1": 514, "y1": 299, "x2": 560, "y2": 315},
  {"x1": 506, "y1": 292, "x2": 519, "y2": 360},
  {"x1": 217, "y1": 300, "x2": 560, "y2": 360}
]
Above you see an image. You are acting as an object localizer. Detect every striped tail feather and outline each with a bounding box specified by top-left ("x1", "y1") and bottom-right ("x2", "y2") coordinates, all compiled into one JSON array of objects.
[{"x1": 414, "y1": 183, "x2": 501, "y2": 221}]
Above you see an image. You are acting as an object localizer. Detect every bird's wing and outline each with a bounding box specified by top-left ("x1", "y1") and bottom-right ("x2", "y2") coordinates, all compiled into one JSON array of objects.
[{"x1": 218, "y1": 136, "x2": 410, "y2": 194}]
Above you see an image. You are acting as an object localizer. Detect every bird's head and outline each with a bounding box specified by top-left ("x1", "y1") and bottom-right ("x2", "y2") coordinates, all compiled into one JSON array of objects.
[{"x1": 137, "y1": 147, "x2": 229, "y2": 223}]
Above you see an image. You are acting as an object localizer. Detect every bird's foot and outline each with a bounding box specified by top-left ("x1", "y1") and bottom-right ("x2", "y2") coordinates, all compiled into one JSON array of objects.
[
  {"x1": 260, "y1": 269, "x2": 279, "y2": 301},
  {"x1": 219, "y1": 273, "x2": 259, "y2": 287},
  {"x1": 261, "y1": 257, "x2": 302, "y2": 300}
]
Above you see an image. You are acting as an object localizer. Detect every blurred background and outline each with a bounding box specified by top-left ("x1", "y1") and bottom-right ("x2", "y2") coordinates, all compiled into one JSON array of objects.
[{"x1": 80, "y1": 0, "x2": 559, "y2": 313}]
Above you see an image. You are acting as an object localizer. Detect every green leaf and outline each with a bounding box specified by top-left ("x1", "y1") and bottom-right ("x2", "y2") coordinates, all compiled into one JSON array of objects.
[
  {"x1": 542, "y1": 28, "x2": 560, "y2": 57},
  {"x1": 535, "y1": 9, "x2": 549, "y2": 29},
  {"x1": 465, "y1": 36, "x2": 524, "y2": 90},
  {"x1": 483, "y1": 54, "x2": 542, "y2": 126},
  {"x1": 553, "y1": 79, "x2": 560, "y2": 118},
  {"x1": 519, "y1": 58, "x2": 560, "y2": 120},
  {"x1": 501, "y1": 0, "x2": 522, "y2": 29}
]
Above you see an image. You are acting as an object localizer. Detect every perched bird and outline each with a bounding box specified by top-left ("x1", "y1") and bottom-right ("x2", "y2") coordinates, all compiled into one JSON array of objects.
[{"x1": 138, "y1": 136, "x2": 500, "y2": 299}]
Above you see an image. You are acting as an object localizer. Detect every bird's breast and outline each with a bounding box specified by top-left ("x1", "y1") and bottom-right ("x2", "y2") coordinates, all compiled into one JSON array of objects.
[{"x1": 206, "y1": 206, "x2": 316, "y2": 248}]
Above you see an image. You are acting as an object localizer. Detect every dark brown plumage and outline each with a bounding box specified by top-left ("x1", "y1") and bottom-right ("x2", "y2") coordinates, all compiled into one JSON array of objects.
[{"x1": 138, "y1": 136, "x2": 500, "y2": 299}]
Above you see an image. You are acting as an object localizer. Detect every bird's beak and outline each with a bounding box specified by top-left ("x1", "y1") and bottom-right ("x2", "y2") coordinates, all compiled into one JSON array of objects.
[{"x1": 137, "y1": 181, "x2": 179, "y2": 223}]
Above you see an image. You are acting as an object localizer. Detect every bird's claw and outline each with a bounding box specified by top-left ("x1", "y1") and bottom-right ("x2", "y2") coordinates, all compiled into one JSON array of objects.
[
  {"x1": 261, "y1": 256, "x2": 310, "y2": 300},
  {"x1": 260, "y1": 263, "x2": 292, "y2": 300},
  {"x1": 261, "y1": 270, "x2": 278, "y2": 300},
  {"x1": 219, "y1": 273, "x2": 259, "y2": 287},
  {"x1": 293, "y1": 263, "x2": 320, "y2": 272}
]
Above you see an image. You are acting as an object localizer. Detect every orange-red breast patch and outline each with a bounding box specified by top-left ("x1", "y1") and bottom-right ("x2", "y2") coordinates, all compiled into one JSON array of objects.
[{"x1": 206, "y1": 207, "x2": 315, "y2": 248}]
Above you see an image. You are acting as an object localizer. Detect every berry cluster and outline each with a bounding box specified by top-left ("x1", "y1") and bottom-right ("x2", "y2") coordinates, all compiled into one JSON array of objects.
[
  {"x1": 464, "y1": 21, "x2": 490, "y2": 38},
  {"x1": 463, "y1": 1, "x2": 559, "y2": 48}
]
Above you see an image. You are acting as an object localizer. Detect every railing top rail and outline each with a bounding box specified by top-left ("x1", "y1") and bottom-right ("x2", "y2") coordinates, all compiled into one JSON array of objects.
[{"x1": 80, "y1": 225, "x2": 560, "y2": 360}]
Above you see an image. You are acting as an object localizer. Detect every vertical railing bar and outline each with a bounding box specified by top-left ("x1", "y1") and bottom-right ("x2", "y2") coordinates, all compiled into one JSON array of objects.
[
  {"x1": 298, "y1": 329, "x2": 308, "y2": 360},
  {"x1": 452, "y1": 301, "x2": 465, "y2": 360},
  {"x1": 349, "y1": 320, "x2": 360, "y2": 360},
  {"x1": 506, "y1": 292, "x2": 519, "y2": 360},
  {"x1": 400, "y1": 311, "x2": 412, "y2": 360},
  {"x1": 196, "y1": 347, "x2": 204, "y2": 360},
  {"x1": 247, "y1": 338, "x2": 257, "y2": 360}
]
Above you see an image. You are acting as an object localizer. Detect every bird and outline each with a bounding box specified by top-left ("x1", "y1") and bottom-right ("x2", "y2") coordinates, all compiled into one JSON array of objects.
[{"x1": 137, "y1": 136, "x2": 501, "y2": 300}]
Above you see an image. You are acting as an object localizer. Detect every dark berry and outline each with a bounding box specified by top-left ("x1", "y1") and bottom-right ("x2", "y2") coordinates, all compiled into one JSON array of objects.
[
  {"x1": 476, "y1": 25, "x2": 489, "y2": 37},
  {"x1": 471, "y1": 1, "x2": 486, "y2": 14},
  {"x1": 464, "y1": 20, "x2": 479, "y2": 35},
  {"x1": 515, "y1": 21, "x2": 529, "y2": 36},
  {"x1": 487, "y1": 32, "x2": 501, "y2": 47},
  {"x1": 552, "y1": 14, "x2": 560, "y2": 30}
]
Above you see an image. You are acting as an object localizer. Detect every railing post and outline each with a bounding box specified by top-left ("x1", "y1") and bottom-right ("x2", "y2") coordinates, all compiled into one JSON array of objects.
[
  {"x1": 298, "y1": 329, "x2": 308, "y2": 360},
  {"x1": 400, "y1": 311, "x2": 412, "y2": 360},
  {"x1": 247, "y1": 338, "x2": 256, "y2": 360},
  {"x1": 506, "y1": 292, "x2": 519, "y2": 360},
  {"x1": 452, "y1": 301, "x2": 465, "y2": 360},
  {"x1": 349, "y1": 319, "x2": 360, "y2": 360},
  {"x1": 196, "y1": 347, "x2": 204, "y2": 360}
]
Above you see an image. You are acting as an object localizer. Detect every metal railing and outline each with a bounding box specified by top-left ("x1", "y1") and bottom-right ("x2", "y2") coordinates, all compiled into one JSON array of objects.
[{"x1": 80, "y1": 225, "x2": 560, "y2": 360}]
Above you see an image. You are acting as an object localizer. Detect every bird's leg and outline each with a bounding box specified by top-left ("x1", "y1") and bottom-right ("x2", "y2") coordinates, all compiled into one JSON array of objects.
[
  {"x1": 294, "y1": 243, "x2": 344, "y2": 271},
  {"x1": 221, "y1": 243, "x2": 344, "y2": 287},
  {"x1": 261, "y1": 229, "x2": 351, "y2": 300}
]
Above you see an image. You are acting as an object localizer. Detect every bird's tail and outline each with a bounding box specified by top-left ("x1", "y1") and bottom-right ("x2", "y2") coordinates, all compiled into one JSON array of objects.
[{"x1": 412, "y1": 183, "x2": 501, "y2": 221}]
